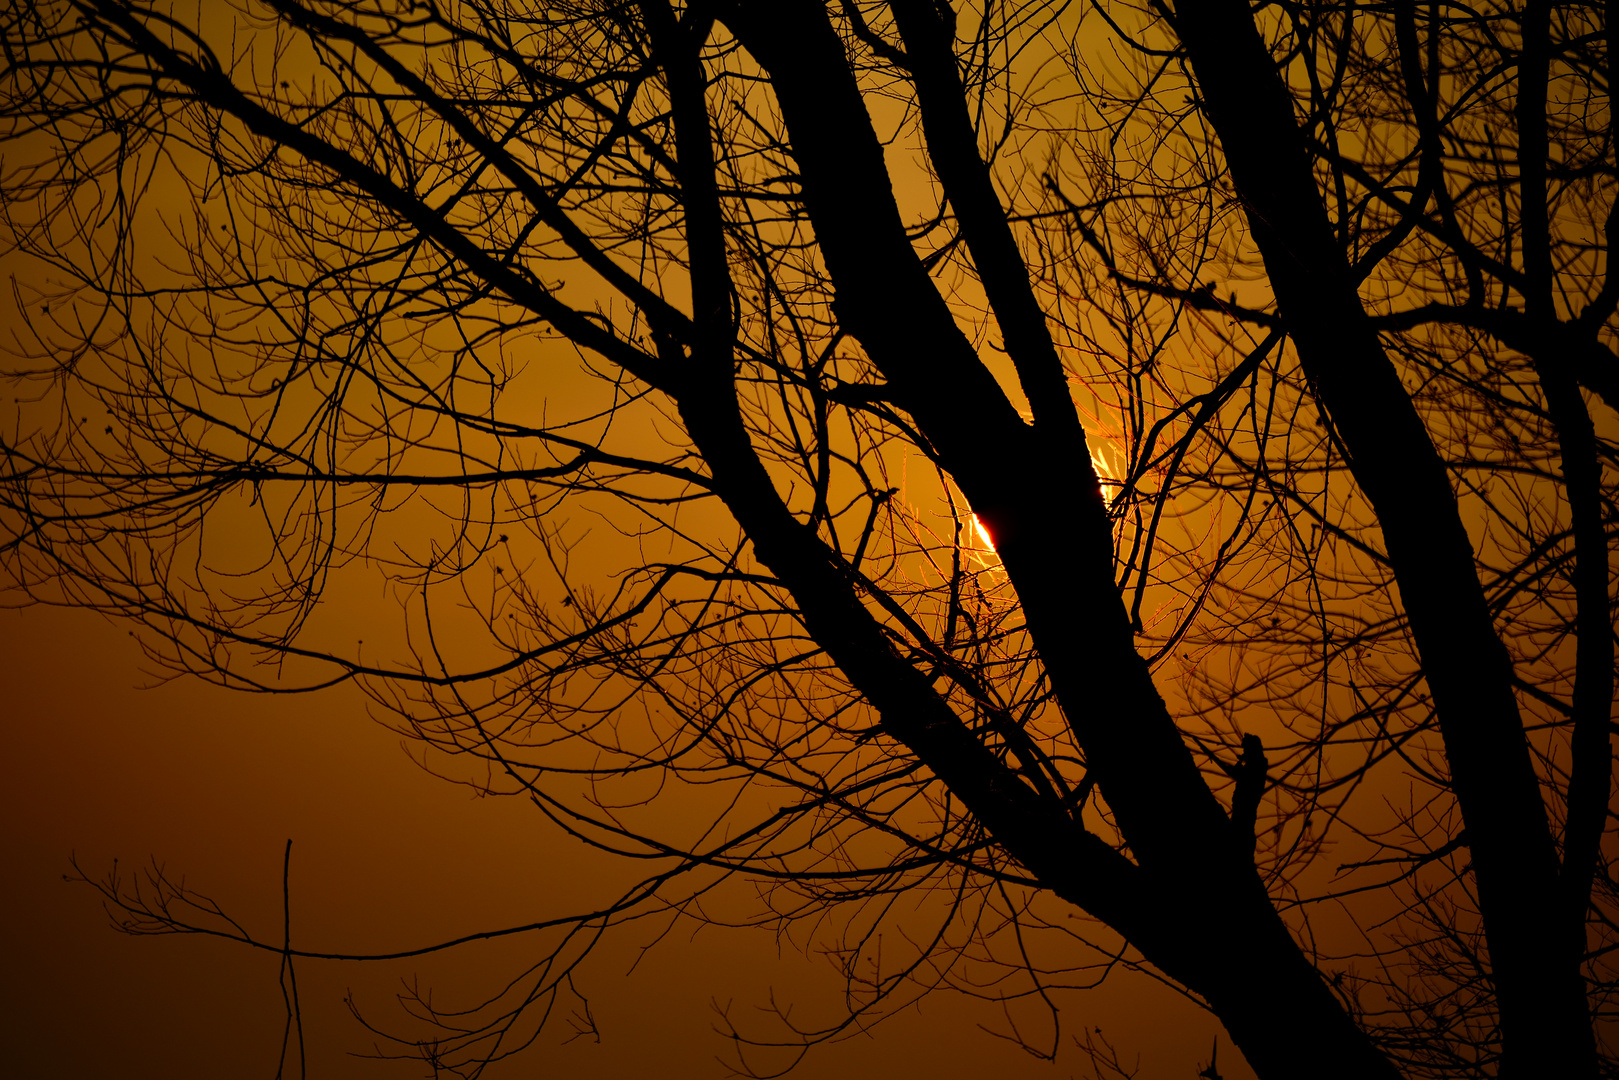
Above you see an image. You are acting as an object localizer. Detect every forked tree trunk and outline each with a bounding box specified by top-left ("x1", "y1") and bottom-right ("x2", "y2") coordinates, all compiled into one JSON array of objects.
[{"x1": 719, "y1": 3, "x2": 1406, "y2": 1077}]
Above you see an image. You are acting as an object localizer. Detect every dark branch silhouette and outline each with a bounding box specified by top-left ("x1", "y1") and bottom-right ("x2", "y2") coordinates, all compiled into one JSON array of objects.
[{"x1": 3, "y1": 1, "x2": 1614, "y2": 1077}]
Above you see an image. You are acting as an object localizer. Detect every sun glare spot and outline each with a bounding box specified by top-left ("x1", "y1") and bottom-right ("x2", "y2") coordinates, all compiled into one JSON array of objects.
[
  {"x1": 1092, "y1": 453, "x2": 1117, "y2": 508},
  {"x1": 972, "y1": 513, "x2": 997, "y2": 552}
]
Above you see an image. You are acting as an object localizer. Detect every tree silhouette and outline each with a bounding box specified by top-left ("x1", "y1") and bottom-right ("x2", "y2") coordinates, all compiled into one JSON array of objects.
[{"x1": 1, "y1": 1, "x2": 1614, "y2": 1077}]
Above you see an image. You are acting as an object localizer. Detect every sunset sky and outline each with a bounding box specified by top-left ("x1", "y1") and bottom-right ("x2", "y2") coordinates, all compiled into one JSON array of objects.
[
  {"x1": 5, "y1": 1, "x2": 1609, "y2": 1077},
  {"x1": 2, "y1": 603, "x2": 1232, "y2": 1078}
]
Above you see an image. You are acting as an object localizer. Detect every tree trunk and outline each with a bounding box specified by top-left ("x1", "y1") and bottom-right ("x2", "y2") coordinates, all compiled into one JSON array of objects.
[
  {"x1": 1171, "y1": 3, "x2": 1596, "y2": 1074},
  {"x1": 720, "y1": 4, "x2": 1405, "y2": 1076}
]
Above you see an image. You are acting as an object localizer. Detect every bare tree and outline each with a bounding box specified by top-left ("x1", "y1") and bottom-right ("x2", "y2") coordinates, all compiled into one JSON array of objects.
[{"x1": 1, "y1": 1, "x2": 1613, "y2": 1077}]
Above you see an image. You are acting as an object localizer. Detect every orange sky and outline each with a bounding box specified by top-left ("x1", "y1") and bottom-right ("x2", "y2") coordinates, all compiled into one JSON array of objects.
[
  {"x1": 0, "y1": 7, "x2": 1268, "y2": 1076},
  {"x1": 1, "y1": 602, "x2": 1240, "y2": 1078}
]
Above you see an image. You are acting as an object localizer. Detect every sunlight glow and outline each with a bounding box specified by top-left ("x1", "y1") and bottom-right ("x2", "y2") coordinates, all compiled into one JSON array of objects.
[
  {"x1": 1092, "y1": 452, "x2": 1116, "y2": 508},
  {"x1": 972, "y1": 513, "x2": 997, "y2": 552}
]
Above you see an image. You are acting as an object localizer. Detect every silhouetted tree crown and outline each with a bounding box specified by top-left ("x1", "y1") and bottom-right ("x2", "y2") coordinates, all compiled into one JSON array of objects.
[{"x1": 2, "y1": 1, "x2": 1614, "y2": 1077}]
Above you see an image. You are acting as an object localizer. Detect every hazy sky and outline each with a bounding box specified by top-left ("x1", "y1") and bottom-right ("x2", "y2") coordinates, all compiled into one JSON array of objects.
[
  {"x1": 1, "y1": 601, "x2": 1235, "y2": 1079},
  {"x1": 0, "y1": 6, "x2": 1275, "y2": 1077}
]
